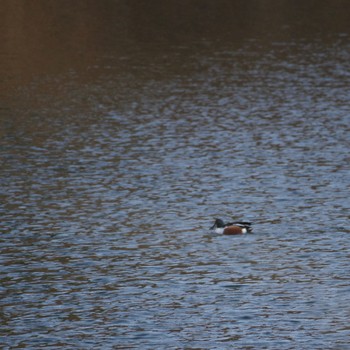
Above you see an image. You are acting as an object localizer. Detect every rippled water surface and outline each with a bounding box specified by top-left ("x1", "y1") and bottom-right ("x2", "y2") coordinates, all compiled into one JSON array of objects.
[{"x1": 1, "y1": 3, "x2": 350, "y2": 349}]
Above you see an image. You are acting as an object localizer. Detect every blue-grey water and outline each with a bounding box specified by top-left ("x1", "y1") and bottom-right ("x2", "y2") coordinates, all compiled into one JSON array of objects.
[{"x1": 1, "y1": 2, "x2": 350, "y2": 349}]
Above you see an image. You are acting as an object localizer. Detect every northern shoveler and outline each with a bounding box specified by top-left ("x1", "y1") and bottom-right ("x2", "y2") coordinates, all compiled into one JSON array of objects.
[{"x1": 210, "y1": 218, "x2": 253, "y2": 235}]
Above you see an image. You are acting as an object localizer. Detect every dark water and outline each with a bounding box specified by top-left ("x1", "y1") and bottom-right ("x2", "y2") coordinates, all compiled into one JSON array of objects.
[{"x1": 1, "y1": 1, "x2": 350, "y2": 349}]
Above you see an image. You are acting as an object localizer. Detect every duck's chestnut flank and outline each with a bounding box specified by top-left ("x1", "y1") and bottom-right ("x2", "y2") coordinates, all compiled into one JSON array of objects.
[{"x1": 210, "y1": 218, "x2": 253, "y2": 235}]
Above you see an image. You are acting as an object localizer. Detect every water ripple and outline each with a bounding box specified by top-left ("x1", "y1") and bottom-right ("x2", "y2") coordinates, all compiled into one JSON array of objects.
[{"x1": 1, "y1": 36, "x2": 350, "y2": 349}]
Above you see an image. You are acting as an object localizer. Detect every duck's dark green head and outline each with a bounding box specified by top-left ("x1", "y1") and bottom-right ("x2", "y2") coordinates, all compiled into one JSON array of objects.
[{"x1": 210, "y1": 218, "x2": 225, "y2": 229}]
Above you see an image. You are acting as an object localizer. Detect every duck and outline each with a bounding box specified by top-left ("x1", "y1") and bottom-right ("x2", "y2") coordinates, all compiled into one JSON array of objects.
[{"x1": 210, "y1": 218, "x2": 253, "y2": 235}]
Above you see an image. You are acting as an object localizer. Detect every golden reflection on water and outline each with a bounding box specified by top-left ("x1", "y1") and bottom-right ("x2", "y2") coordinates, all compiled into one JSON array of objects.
[{"x1": 2, "y1": 0, "x2": 350, "y2": 94}]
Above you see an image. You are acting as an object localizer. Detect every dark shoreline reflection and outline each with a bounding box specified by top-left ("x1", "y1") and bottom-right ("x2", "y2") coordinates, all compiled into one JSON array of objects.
[{"x1": 2, "y1": 0, "x2": 350, "y2": 86}]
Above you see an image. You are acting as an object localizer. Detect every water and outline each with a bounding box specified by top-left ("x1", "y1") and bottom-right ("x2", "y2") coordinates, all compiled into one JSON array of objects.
[{"x1": 1, "y1": 2, "x2": 350, "y2": 349}]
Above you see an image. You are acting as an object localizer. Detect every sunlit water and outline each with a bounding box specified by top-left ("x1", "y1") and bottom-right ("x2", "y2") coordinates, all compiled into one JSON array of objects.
[{"x1": 1, "y1": 37, "x2": 350, "y2": 349}]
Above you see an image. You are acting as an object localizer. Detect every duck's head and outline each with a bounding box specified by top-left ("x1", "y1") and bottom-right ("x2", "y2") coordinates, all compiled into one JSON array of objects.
[{"x1": 210, "y1": 218, "x2": 225, "y2": 229}]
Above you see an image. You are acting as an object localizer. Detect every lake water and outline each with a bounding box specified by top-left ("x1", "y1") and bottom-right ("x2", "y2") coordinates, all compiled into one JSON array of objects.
[{"x1": 1, "y1": 2, "x2": 350, "y2": 349}]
